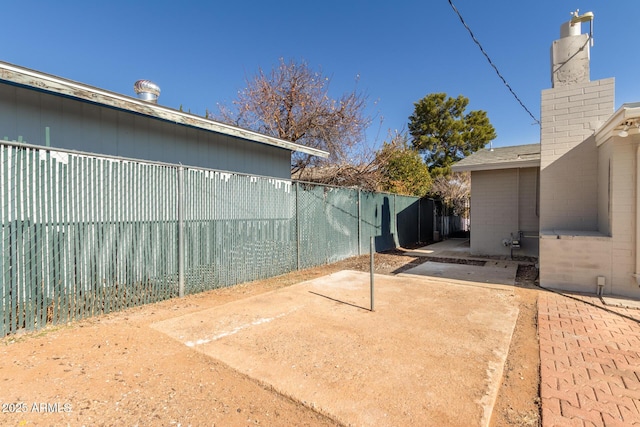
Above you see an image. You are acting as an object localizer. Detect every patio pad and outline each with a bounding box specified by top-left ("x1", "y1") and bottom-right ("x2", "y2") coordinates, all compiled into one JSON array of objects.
[
  {"x1": 151, "y1": 270, "x2": 518, "y2": 426},
  {"x1": 400, "y1": 260, "x2": 518, "y2": 286}
]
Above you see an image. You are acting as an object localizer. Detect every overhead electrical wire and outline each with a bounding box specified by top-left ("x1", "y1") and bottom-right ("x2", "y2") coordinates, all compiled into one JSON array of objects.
[{"x1": 447, "y1": 0, "x2": 541, "y2": 126}]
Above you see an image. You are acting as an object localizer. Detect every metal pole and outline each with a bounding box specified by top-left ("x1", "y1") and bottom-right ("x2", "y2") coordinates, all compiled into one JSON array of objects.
[
  {"x1": 178, "y1": 165, "x2": 185, "y2": 298},
  {"x1": 358, "y1": 189, "x2": 362, "y2": 256},
  {"x1": 393, "y1": 194, "x2": 398, "y2": 248},
  {"x1": 370, "y1": 236, "x2": 375, "y2": 312},
  {"x1": 296, "y1": 182, "x2": 301, "y2": 270},
  {"x1": 417, "y1": 198, "x2": 421, "y2": 244}
]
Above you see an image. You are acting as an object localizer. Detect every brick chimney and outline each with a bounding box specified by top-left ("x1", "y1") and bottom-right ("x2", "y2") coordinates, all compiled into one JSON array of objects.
[{"x1": 539, "y1": 11, "x2": 614, "y2": 231}]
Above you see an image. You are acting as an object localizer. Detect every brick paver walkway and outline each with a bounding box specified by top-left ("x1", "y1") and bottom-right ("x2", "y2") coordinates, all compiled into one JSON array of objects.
[{"x1": 539, "y1": 291, "x2": 640, "y2": 426}]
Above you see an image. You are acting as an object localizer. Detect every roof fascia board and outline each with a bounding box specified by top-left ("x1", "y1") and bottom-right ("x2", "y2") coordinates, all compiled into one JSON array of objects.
[
  {"x1": 0, "y1": 61, "x2": 329, "y2": 158},
  {"x1": 595, "y1": 105, "x2": 640, "y2": 146},
  {"x1": 452, "y1": 159, "x2": 540, "y2": 172}
]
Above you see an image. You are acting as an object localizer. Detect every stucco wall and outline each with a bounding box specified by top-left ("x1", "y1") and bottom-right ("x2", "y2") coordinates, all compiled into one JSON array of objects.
[
  {"x1": 0, "y1": 82, "x2": 292, "y2": 179},
  {"x1": 470, "y1": 167, "x2": 539, "y2": 257}
]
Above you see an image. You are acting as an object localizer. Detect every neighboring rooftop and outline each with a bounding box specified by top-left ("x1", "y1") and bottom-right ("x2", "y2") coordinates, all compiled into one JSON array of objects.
[
  {"x1": 0, "y1": 60, "x2": 328, "y2": 158},
  {"x1": 451, "y1": 143, "x2": 540, "y2": 172}
]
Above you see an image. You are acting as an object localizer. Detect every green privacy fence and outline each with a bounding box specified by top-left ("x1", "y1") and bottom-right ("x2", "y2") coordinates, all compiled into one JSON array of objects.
[{"x1": 1, "y1": 142, "x2": 432, "y2": 336}]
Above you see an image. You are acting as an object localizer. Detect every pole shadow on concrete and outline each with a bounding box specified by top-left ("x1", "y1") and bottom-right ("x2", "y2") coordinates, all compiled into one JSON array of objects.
[
  {"x1": 308, "y1": 291, "x2": 371, "y2": 311},
  {"x1": 308, "y1": 237, "x2": 377, "y2": 312}
]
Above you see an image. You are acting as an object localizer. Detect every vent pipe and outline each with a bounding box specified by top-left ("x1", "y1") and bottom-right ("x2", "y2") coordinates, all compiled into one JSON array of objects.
[{"x1": 134, "y1": 80, "x2": 161, "y2": 103}]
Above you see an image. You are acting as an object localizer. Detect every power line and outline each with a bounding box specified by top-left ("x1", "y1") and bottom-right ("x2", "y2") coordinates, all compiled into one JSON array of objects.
[{"x1": 447, "y1": 0, "x2": 540, "y2": 125}]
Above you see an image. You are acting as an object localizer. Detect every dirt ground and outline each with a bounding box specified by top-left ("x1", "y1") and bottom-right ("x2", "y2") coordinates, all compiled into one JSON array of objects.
[
  {"x1": 0, "y1": 250, "x2": 540, "y2": 427},
  {"x1": 491, "y1": 265, "x2": 540, "y2": 426}
]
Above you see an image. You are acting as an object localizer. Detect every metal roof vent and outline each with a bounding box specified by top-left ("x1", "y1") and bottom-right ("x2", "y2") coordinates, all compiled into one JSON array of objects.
[{"x1": 133, "y1": 80, "x2": 160, "y2": 103}]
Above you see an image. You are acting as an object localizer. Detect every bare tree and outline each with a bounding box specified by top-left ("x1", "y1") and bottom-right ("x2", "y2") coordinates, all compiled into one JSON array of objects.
[
  {"x1": 215, "y1": 58, "x2": 370, "y2": 175},
  {"x1": 430, "y1": 172, "x2": 470, "y2": 215},
  {"x1": 292, "y1": 130, "x2": 428, "y2": 193}
]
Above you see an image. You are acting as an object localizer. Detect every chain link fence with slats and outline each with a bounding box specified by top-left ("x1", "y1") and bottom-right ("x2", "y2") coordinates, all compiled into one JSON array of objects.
[{"x1": 0, "y1": 141, "x2": 433, "y2": 337}]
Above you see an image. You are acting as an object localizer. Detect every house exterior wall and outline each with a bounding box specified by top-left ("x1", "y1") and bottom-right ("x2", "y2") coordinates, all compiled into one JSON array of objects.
[
  {"x1": 0, "y1": 82, "x2": 292, "y2": 179},
  {"x1": 470, "y1": 167, "x2": 539, "y2": 257},
  {"x1": 540, "y1": 232, "x2": 612, "y2": 293},
  {"x1": 597, "y1": 140, "x2": 613, "y2": 236},
  {"x1": 518, "y1": 167, "x2": 540, "y2": 235},
  {"x1": 539, "y1": 78, "x2": 614, "y2": 231},
  {"x1": 609, "y1": 136, "x2": 640, "y2": 298},
  {"x1": 539, "y1": 78, "x2": 619, "y2": 294}
]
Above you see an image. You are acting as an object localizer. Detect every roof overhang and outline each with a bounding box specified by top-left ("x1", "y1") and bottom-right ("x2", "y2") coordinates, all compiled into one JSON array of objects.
[
  {"x1": 451, "y1": 143, "x2": 541, "y2": 172},
  {"x1": 595, "y1": 102, "x2": 640, "y2": 146},
  {"x1": 452, "y1": 158, "x2": 540, "y2": 172},
  {"x1": 0, "y1": 61, "x2": 329, "y2": 158}
]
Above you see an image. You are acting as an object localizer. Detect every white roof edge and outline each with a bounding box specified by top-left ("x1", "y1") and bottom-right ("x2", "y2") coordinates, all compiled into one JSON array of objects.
[
  {"x1": 0, "y1": 61, "x2": 329, "y2": 158},
  {"x1": 595, "y1": 104, "x2": 640, "y2": 146},
  {"x1": 452, "y1": 159, "x2": 540, "y2": 172}
]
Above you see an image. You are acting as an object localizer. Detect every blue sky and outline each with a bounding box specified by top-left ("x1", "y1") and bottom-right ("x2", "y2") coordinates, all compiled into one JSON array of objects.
[{"x1": 3, "y1": 1, "x2": 638, "y2": 151}]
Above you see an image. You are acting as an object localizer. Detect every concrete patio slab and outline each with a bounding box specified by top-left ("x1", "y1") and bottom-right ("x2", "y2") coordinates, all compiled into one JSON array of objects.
[
  {"x1": 404, "y1": 238, "x2": 472, "y2": 258},
  {"x1": 151, "y1": 270, "x2": 519, "y2": 427},
  {"x1": 400, "y1": 260, "x2": 518, "y2": 286}
]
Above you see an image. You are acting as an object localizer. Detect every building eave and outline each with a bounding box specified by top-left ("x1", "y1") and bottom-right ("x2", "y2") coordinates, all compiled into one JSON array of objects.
[
  {"x1": 452, "y1": 159, "x2": 540, "y2": 172},
  {"x1": 451, "y1": 143, "x2": 541, "y2": 172},
  {"x1": 0, "y1": 60, "x2": 329, "y2": 158},
  {"x1": 595, "y1": 103, "x2": 640, "y2": 146}
]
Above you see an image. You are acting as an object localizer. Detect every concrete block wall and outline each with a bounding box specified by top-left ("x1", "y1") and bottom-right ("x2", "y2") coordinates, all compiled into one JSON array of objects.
[
  {"x1": 540, "y1": 78, "x2": 614, "y2": 231},
  {"x1": 597, "y1": 141, "x2": 612, "y2": 235},
  {"x1": 470, "y1": 169, "x2": 517, "y2": 256},
  {"x1": 518, "y1": 167, "x2": 539, "y2": 232},
  {"x1": 470, "y1": 168, "x2": 538, "y2": 257},
  {"x1": 609, "y1": 138, "x2": 639, "y2": 298},
  {"x1": 538, "y1": 77, "x2": 624, "y2": 295},
  {"x1": 540, "y1": 233, "x2": 612, "y2": 294},
  {"x1": 518, "y1": 167, "x2": 541, "y2": 257}
]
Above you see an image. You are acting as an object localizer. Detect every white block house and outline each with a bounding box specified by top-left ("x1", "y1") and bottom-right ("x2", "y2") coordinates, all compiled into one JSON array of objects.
[{"x1": 453, "y1": 13, "x2": 640, "y2": 299}]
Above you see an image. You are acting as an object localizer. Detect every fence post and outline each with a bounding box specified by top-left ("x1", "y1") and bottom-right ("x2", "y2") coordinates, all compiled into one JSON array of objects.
[
  {"x1": 393, "y1": 194, "x2": 398, "y2": 248},
  {"x1": 295, "y1": 181, "x2": 300, "y2": 270},
  {"x1": 358, "y1": 189, "x2": 361, "y2": 256},
  {"x1": 178, "y1": 166, "x2": 185, "y2": 298},
  {"x1": 417, "y1": 198, "x2": 421, "y2": 245},
  {"x1": 370, "y1": 236, "x2": 375, "y2": 312}
]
